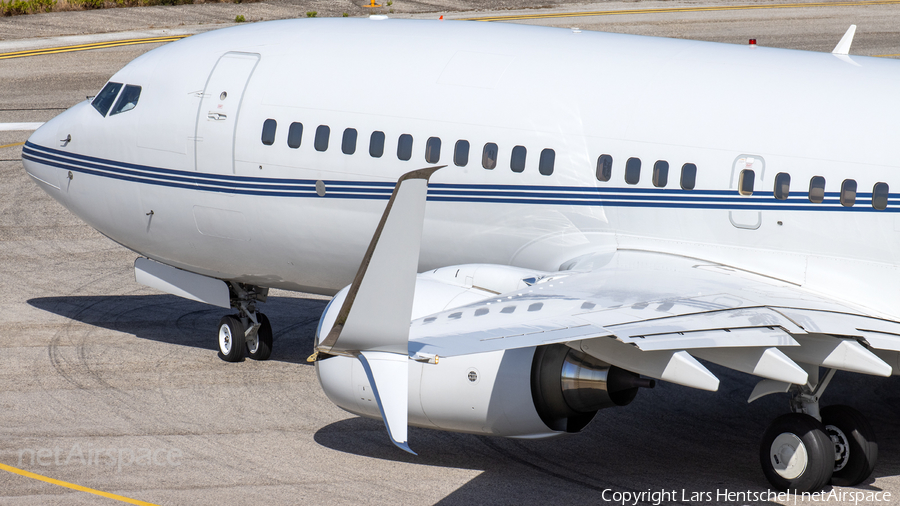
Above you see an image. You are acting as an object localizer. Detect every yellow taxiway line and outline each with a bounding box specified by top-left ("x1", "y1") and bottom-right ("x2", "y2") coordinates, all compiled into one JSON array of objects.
[
  {"x1": 0, "y1": 34, "x2": 188, "y2": 60},
  {"x1": 2, "y1": 2, "x2": 897, "y2": 58},
  {"x1": 0, "y1": 462, "x2": 160, "y2": 505},
  {"x1": 0, "y1": 141, "x2": 26, "y2": 149},
  {"x1": 462, "y1": 1, "x2": 900, "y2": 22}
]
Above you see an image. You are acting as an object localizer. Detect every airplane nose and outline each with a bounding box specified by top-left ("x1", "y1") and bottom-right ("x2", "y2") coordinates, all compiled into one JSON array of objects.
[
  {"x1": 21, "y1": 103, "x2": 84, "y2": 192},
  {"x1": 21, "y1": 121, "x2": 64, "y2": 191},
  {"x1": 25, "y1": 120, "x2": 55, "y2": 149}
]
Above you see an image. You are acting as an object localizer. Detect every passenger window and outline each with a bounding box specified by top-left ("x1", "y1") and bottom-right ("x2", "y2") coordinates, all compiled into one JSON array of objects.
[
  {"x1": 596, "y1": 154, "x2": 612, "y2": 182},
  {"x1": 681, "y1": 163, "x2": 697, "y2": 190},
  {"x1": 425, "y1": 137, "x2": 441, "y2": 164},
  {"x1": 510, "y1": 146, "x2": 526, "y2": 173},
  {"x1": 738, "y1": 169, "x2": 755, "y2": 195},
  {"x1": 652, "y1": 160, "x2": 668, "y2": 187},
  {"x1": 841, "y1": 179, "x2": 857, "y2": 207},
  {"x1": 369, "y1": 131, "x2": 385, "y2": 158},
  {"x1": 454, "y1": 140, "x2": 469, "y2": 166},
  {"x1": 287, "y1": 122, "x2": 303, "y2": 149},
  {"x1": 539, "y1": 149, "x2": 555, "y2": 176},
  {"x1": 625, "y1": 158, "x2": 641, "y2": 185},
  {"x1": 91, "y1": 82, "x2": 122, "y2": 116},
  {"x1": 314, "y1": 125, "x2": 330, "y2": 152},
  {"x1": 774, "y1": 172, "x2": 790, "y2": 200},
  {"x1": 342, "y1": 128, "x2": 357, "y2": 155},
  {"x1": 482, "y1": 143, "x2": 498, "y2": 169},
  {"x1": 809, "y1": 176, "x2": 825, "y2": 203},
  {"x1": 109, "y1": 85, "x2": 141, "y2": 116},
  {"x1": 261, "y1": 119, "x2": 277, "y2": 146},
  {"x1": 397, "y1": 134, "x2": 413, "y2": 161},
  {"x1": 873, "y1": 182, "x2": 889, "y2": 210}
]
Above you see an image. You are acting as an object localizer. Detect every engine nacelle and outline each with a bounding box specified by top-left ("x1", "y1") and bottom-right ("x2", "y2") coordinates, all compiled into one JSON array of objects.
[
  {"x1": 314, "y1": 264, "x2": 653, "y2": 437},
  {"x1": 317, "y1": 345, "x2": 552, "y2": 436}
]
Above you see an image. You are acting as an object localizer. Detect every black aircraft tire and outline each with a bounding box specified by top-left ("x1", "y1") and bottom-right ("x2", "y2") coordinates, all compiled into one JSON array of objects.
[
  {"x1": 217, "y1": 315, "x2": 245, "y2": 362},
  {"x1": 247, "y1": 312, "x2": 273, "y2": 361},
  {"x1": 760, "y1": 413, "x2": 833, "y2": 492},
  {"x1": 822, "y1": 405, "x2": 878, "y2": 487}
]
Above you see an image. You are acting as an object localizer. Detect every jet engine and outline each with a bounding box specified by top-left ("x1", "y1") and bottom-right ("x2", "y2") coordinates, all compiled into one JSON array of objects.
[
  {"x1": 531, "y1": 344, "x2": 655, "y2": 433},
  {"x1": 314, "y1": 264, "x2": 654, "y2": 437}
]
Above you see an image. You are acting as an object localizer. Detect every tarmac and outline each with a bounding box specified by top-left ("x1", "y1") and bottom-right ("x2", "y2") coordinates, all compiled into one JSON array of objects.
[{"x1": 2, "y1": 2, "x2": 900, "y2": 504}]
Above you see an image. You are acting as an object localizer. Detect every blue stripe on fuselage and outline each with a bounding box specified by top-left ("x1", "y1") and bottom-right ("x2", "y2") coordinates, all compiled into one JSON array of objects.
[{"x1": 21, "y1": 141, "x2": 896, "y2": 213}]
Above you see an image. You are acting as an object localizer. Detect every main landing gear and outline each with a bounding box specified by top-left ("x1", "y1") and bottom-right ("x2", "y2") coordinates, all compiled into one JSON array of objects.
[
  {"x1": 217, "y1": 283, "x2": 273, "y2": 362},
  {"x1": 759, "y1": 368, "x2": 878, "y2": 492}
]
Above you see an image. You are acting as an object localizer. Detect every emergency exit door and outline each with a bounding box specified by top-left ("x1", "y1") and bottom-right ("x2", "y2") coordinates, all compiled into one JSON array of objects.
[{"x1": 729, "y1": 154, "x2": 765, "y2": 230}]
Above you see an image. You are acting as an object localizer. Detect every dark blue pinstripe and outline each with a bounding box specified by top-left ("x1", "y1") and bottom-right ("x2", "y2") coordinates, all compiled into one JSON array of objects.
[{"x1": 22, "y1": 141, "x2": 897, "y2": 213}]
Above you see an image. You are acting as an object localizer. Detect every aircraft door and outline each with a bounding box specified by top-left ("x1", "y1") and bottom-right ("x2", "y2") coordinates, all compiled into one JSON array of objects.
[
  {"x1": 728, "y1": 154, "x2": 765, "y2": 230},
  {"x1": 194, "y1": 52, "x2": 260, "y2": 173}
]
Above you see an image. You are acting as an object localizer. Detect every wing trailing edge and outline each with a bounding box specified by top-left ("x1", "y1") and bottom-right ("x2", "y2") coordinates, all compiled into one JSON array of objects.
[
  {"x1": 408, "y1": 251, "x2": 900, "y2": 394},
  {"x1": 574, "y1": 337, "x2": 720, "y2": 392}
]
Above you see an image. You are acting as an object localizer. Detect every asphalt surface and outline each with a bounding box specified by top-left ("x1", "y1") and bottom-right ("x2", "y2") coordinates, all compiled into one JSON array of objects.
[{"x1": 2, "y1": 2, "x2": 900, "y2": 505}]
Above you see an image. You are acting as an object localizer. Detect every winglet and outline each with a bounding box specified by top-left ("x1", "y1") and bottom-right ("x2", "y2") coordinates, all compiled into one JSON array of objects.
[
  {"x1": 318, "y1": 166, "x2": 444, "y2": 355},
  {"x1": 359, "y1": 351, "x2": 415, "y2": 454},
  {"x1": 317, "y1": 165, "x2": 444, "y2": 454},
  {"x1": 832, "y1": 25, "x2": 856, "y2": 55}
]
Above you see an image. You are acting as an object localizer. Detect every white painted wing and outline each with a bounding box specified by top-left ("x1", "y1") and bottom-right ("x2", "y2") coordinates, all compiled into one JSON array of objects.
[{"x1": 409, "y1": 251, "x2": 899, "y2": 390}]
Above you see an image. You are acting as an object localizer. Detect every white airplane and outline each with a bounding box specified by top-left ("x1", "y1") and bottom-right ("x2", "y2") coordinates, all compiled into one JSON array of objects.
[{"x1": 21, "y1": 17, "x2": 899, "y2": 492}]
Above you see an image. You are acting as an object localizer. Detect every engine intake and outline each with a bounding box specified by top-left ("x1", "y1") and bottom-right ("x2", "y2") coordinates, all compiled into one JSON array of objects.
[{"x1": 531, "y1": 344, "x2": 655, "y2": 432}]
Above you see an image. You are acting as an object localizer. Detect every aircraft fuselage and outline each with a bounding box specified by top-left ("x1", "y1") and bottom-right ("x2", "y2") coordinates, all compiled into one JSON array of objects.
[{"x1": 22, "y1": 18, "x2": 900, "y2": 317}]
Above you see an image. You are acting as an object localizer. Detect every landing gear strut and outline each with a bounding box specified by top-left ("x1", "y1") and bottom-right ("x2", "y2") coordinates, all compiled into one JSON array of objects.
[
  {"x1": 216, "y1": 282, "x2": 273, "y2": 362},
  {"x1": 759, "y1": 368, "x2": 878, "y2": 491}
]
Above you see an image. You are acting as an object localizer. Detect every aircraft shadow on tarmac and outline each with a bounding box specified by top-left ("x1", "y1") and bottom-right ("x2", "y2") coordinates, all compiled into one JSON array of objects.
[
  {"x1": 314, "y1": 364, "x2": 900, "y2": 506},
  {"x1": 27, "y1": 295, "x2": 900, "y2": 505},
  {"x1": 27, "y1": 294, "x2": 326, "y2": 365}
]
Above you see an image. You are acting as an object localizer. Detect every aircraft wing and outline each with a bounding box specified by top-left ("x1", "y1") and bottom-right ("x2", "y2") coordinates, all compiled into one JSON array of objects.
[
  {"x1": 316, "y1": 168, "x2": 900, "y2": 454},
  {"x1": 408, "y1": 250, "x2": 900, "y2": 391}
]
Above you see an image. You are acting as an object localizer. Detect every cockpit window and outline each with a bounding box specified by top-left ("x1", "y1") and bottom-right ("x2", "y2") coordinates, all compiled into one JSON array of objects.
[
  {"x1": 109, "y1": 85, "x2": 142, "y2": 116},
  {"x1": 91, "y1": 82, "x2": 122, "y2": 116}
]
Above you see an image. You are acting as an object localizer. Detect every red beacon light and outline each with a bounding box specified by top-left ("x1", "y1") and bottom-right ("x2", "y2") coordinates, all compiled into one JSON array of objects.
[{"x1": 749, "y1": 38, "x2": 757, "y2": 46}]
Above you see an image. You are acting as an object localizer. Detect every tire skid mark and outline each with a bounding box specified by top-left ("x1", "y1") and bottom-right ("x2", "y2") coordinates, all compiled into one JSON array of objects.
[
  {"x1": 46, "y1": 295, "x2": 114, "y2": 390},
  {"x1": 45, "y1": 289, "x2": 171, "y2": 432}
]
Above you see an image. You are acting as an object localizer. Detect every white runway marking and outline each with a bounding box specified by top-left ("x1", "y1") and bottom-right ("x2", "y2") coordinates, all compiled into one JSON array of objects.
[{"x1": 0, "y1": 122, "x2": 44, "y2": 131}]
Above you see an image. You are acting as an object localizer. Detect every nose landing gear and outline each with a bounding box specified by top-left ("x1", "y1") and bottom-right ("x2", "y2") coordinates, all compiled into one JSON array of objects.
[
  {"x1": 758, "y1": 368, "x2": 878, "y2": 492},
  {"x1": 216, "y1": 282, "x2": 273, "y2": 362}
]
